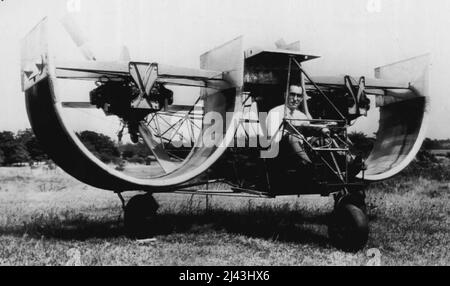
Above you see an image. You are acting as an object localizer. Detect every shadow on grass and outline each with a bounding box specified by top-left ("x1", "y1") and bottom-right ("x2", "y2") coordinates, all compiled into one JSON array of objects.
[
  {"x1": 0, "y1": 216, "x2": 124, "y2": 240},
  {"x1": 0, "y1": 207, "x2": 332, "y2": 247},
  {"x1": 154, "y1": 209, "x2": 331, "y2": 247}
]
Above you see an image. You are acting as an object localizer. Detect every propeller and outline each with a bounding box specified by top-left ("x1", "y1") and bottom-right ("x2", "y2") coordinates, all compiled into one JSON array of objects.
[
  {"x1": 275, "y1": 38, "x2": 300, "y2": 51},
  {"x1": 60, "y1": 14, "x2": 97, "y2": 61},
  {"x1": 275, "y1": 38, "x2": 287, "y2": 49},
  {"x1": 60, "y1": 15, "x2": 182, "y2": 174},
  {"x1": 61, "y1": 15, "x2": 132, "y2": 62},
  {"x1": 119, "y1": 45, "x2": 131, "y2": 62}
]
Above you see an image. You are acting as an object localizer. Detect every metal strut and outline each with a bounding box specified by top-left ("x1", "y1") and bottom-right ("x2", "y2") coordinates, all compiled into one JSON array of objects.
[
  {"x1": 129, "y1": 62, "x2": 159, "y2": 109},
  {"x1": 115, "y1": 191, "x2": 126, "y2": 211},
  {"x1": 285, "y1": 120, "x2": 349, "y2": 187},
  {"x1": 292, "y1": 58, "x2": 347, "y2": 121}
]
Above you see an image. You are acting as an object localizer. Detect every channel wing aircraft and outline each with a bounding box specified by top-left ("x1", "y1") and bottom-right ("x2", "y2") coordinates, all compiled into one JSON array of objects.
[{"x1": 21, "y1": 17, "x2": 429, "y2": 250}]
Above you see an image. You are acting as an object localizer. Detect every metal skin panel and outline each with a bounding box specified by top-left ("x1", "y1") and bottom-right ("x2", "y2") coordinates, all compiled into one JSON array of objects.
[
  {"x1": 360, "y1": 54, "x2": 430, "y2": 181},
  {"x1": 22, "y1": 19, "x2": 244, "y2": 191}
]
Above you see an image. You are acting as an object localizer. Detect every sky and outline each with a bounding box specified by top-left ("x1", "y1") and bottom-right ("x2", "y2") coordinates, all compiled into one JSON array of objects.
[{"x1": 1, "y1": 0, "x2": 450, "y2": 138}]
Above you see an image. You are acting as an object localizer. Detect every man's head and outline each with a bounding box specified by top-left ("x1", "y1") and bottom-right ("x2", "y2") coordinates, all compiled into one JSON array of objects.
[{"x1": 287, "y1": 85, "x2": 303, "y2": 110}]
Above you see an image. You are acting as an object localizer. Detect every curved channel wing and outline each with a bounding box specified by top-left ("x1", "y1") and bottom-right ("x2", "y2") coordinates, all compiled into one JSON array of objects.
[
  {"x1": 308, "y1": 55, "x2": 430, "y2": 181},
  {"x1": 21, "y1": 18, "x2": 244, "y2": 191}
]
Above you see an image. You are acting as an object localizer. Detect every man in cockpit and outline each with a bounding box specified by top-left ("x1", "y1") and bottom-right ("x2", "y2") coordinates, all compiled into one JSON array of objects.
[
  {"x1": 266, "y1": 84, "x2": 365, "y2": 180},
  {"x1": 266, "y1": 85, "x2": 329, "y2": 169}
]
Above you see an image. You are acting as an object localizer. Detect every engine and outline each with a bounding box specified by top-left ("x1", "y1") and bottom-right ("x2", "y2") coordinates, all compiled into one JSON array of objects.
[{"x1": 89, "y1": 79, "x2": 174, "y2": 143}]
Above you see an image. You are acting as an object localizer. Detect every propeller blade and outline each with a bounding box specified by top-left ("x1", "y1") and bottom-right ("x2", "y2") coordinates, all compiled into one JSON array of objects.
[
  {"x1": 60, "y1": 15, "x2": 97, "y2": 61},
  {"x1": 61, "y1": 102, "x2": 96, "y2": 108},
  {"x1": 275, "y1": 38, "x2": 300, "y2": 51},
  {"x1": 119, "y1": 45, "x2": 131, "y2": 61},
  {"x1": 285, "y1": 41, "x2": 300, "y2": 51},
  {"x1": 275, "y1": 38, "x2": 287, "y2": 49}
]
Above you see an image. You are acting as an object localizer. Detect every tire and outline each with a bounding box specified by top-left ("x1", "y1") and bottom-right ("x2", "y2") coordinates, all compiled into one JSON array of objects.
[
  {"x1": 124, "y1": 194, "x2": 159, "y2": 239},
  {"x1": 328, "y1": 203, "x2": 369, "y2": 252},
  {"x1": 336, "y1": 190, "x2": 367, "y2": 214}
]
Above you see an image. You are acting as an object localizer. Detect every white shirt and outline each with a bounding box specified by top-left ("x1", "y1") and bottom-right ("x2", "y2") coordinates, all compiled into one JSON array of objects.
[{"x1": 266, "y1": 105, "x2": 309, "y2": 142}]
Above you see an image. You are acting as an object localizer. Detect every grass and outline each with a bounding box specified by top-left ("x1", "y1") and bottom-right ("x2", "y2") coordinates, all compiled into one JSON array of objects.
[{"x1": 0, "y1": 165, "x2": 448, "y2": 266}]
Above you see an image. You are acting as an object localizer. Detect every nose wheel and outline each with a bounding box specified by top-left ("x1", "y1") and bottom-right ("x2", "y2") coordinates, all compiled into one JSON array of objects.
[
  {"x1": 120, "y1": 193, "x2": 159, "y2": 239},
  {"x1": 328, "y1": 190, "x2": 369, "y2": 251}
]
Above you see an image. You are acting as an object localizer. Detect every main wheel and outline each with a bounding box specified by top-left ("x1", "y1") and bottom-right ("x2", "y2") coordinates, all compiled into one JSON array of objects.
[
  {"x1": 124, "y1": 194, "x2": 159, "y2": 239},
  {"x1": 334, "y1": 190, "x2": 367, "y2": 214},
  {"x1": 328, "y1": 203, "x2": 369, "y2": 252}
]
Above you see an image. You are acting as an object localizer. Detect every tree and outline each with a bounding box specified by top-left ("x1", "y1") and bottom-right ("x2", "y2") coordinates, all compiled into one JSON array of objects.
[
  {"x1": 0, "y1": 149, "x2": 4, "y2": 165},
  {"x1": 422, "y1": 138, "x2": 434, "y2": 150},
  {"x1": 122, "y1": 149, "x2": 136, "y2": 160},
  {"x1": 9, "y1": 144, "x2": 30, "y2": 165},
  {"x1": 16, "y1": 129, "x2": 48, "y2": 163},
  {"x1": 348, "y1": 132, "x2": 375, "y2": 158},
  {"x1": 0, "y1": 131, "x2": 30, "y2": 166},
  {"x1": 119, "y1": 142, "x2": 152, "y2": 161},
  {"x1": 77, "y1": 131, "x2": 120, "y2": 164}
]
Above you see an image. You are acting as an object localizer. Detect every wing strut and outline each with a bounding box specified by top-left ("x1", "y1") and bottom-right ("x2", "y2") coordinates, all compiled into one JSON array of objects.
[
  {"x1": 138, "y1": 122, "x2": 179, "y2": 173},
  {"x1": 292, "y1": 58, "x2": 347, "y2": 121}
]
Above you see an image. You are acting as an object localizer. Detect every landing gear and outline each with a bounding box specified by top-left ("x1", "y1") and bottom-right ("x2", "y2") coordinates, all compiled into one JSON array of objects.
[
  {"x1": 328, "y1": 190, "x2": 369, "y2": 251},
  {"x1": 122, "y1": 193, "x2": 159, "y2": 239}
]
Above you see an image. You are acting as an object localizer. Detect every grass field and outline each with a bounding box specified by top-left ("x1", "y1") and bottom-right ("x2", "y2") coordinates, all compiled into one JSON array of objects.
[{"x1": 0, "y1": 165, "x2": 448, "y2": 266}]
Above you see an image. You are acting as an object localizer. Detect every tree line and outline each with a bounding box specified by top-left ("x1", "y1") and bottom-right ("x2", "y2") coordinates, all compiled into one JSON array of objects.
[
  {"x1": 422, "y1": 138, "x2": 450, "y2": 150},
  {"x1": 1, "y1": 129, "x2": 448, "y2": 167},
  {"x1": 0, "y1": 129, "x2": 155, "y2": 166},
  {"x1": 77, "y1": 130, "x2": 154, "y2": 165},
  {"x1": 0, "y1": 129, "x2": 47, "y2": 166}
]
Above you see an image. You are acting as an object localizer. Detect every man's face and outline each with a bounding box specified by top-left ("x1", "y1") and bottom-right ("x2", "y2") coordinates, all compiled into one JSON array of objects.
[{"x1": 287, "y1": 92, "x2": 303, "y2": 110}]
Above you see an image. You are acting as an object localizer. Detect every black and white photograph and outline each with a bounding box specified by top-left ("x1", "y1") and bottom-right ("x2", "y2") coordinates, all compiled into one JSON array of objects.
[{"x1": 0, "y1": 0, "x2": 448, "y2": 267}]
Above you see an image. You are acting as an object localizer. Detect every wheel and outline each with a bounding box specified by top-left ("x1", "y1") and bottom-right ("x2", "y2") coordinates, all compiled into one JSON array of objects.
[
  {"x1": 335, "y1": 190, "x2": 367, "y2": 214},
  {"x1": 328, "y1": 203, "x2": 369, "y2": 252},
  {"x1": 124, "y1": 194, "x2": 159, "y2": 239}
]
